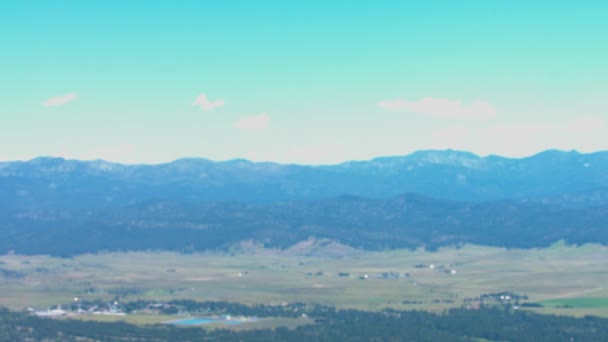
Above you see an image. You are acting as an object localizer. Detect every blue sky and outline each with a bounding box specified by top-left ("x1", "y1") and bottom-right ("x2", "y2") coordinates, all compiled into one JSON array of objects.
[{"x1": 1, "y1": 1, "x2": 606, "y2": 164}]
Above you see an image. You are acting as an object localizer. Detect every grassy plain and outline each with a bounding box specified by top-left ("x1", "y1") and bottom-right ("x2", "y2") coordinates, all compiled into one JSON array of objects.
[{"x1": 1, "y1": 241, "x2": 608, "y2": 323}]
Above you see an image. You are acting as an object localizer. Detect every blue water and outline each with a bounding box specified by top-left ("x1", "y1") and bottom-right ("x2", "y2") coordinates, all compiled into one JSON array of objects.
[{"x1": 168, "y1": 317, "x2": 256, "y2": 326}]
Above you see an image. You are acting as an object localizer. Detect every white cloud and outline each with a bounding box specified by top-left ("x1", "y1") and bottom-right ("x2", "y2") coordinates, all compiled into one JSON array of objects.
[
  {"x1": 192, "y1": 93, "x2": 224, "y2": 111},
  {"x1": 42, "y1": 92, "x2": 78, "y2": 107},
  {"x1": 378, "y1": 96, "x2": 496, "y2": 120},
  {"x1": 235, "y1": 113, "x2": 270, "y2": 131}
]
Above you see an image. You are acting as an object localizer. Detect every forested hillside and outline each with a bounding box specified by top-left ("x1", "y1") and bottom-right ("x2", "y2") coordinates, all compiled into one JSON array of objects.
[{"x1": 2, "y1": 194, "x2": 607, "y2": 256}]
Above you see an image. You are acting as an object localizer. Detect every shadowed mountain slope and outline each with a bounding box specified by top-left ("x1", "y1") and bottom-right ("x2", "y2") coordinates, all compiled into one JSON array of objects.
[{"x1": 2, "y1": 194, "x2": 607, "y2": 256}]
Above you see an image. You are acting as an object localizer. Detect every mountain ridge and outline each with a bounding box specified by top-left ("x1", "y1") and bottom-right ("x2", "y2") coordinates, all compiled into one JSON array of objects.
[
  {"x1": 2, "y1": 148, "x2": 603, "y2": 167},
  {"x1": 1, "y1": 149, "x2": 607, "y2": 209}
]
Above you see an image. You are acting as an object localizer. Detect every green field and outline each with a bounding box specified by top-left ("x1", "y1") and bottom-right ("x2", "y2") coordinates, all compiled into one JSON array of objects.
[
  {"x1": 529, "y1": 297, "x2": 608, "y2": 318},
  {"x1": 2, "y1": 240, "x2": 608, "y2": 323},
  {"x1": 540, "y1": 297, "x2": 608, "y2": 308}
]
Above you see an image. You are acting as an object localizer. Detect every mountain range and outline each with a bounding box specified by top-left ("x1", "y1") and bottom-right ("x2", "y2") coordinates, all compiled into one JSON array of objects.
[
  {"x1": 1, "y1": 149, "x2": 607, "y2": 256},
  {"x1": 1, "y1": 149, "x2": 607, "y2": 209}
]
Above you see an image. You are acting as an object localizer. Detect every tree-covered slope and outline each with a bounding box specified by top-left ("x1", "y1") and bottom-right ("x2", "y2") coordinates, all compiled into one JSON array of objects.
[{"x1": 2, "y1": 194, "x2": 607, "y2": 256}]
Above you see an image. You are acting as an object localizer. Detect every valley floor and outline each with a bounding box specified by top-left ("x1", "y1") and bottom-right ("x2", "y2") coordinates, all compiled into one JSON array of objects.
[{"x1": 1, "y1": 241, "x2": 608, "y2": 323}]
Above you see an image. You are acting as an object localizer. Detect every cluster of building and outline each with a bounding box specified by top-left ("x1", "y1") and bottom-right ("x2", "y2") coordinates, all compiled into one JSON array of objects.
[
  {"x1": 415, "y1": 263, "x2": 457, "y2": 274},
  {"x1": 29, "y1": 298, "x2": 126, "y2": 318}
]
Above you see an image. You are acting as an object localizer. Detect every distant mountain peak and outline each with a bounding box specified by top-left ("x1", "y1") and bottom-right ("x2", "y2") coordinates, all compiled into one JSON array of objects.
[
  {"x1": 169, "y1": 157, "x2": 213, "y2": 165},
  {"x1": 407, "y1": 149, "x2": 480, "y2": 165},
  {"x1": 28, "y1": 156, "x2": 67, "y2": 164},
  {"x1": 87, "y1": 160, "x2": 123, "y2": 172},
  {"x1": 364, "y1": 149, "x2": 483, "y2": 170}
]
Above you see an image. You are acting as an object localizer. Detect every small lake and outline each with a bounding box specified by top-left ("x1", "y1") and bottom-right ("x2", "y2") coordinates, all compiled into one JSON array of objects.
[{"x1": 167, "y1": 317, "x2": 258, "y2": 326}]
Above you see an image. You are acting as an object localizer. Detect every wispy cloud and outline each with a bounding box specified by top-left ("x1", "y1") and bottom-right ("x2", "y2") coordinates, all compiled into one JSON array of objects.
[
  {"x1": 378, "y1": 96, "x2": 496, "y2": 120},
  {"x1": 235, "y1": 113, "x2": 270, "y2": 131},
  {"x1": 42, "y1": 92, "x2": 78, "y2": 107},
  {"x1": 192, "y1": 93, "x2": 224, "y2": 111}
]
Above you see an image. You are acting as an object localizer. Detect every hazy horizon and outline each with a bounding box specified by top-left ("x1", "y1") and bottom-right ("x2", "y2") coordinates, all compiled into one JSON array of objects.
[{"x1": 2, "y1": 147, "x2": 604, "y2": 167}]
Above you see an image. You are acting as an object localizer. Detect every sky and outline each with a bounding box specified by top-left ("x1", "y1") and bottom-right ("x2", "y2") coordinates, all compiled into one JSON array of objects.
[{"x1": 1, "y1": 1, "x2": 606, "y2": 165}]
